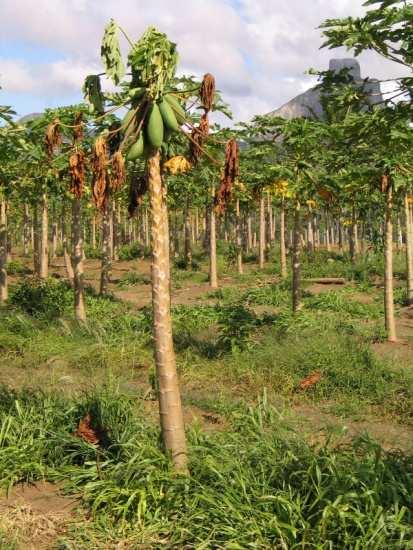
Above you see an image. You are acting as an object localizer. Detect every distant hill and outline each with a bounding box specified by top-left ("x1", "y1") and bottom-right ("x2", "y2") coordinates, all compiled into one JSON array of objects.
[
  {"x1": 17, "y1": 113, "x2": 43, "y2": 124},
  {"x1": 268, "y1": 59, "x2": 383, "y2": 120}
]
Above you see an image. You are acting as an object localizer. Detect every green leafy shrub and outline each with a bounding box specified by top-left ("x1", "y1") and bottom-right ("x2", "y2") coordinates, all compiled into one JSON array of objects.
[
  {"x1": 6, "y1": 260, "x2": 31, "y2": 275},
  {"x1": 10, "y1": 278, "x2": 72, "y2": 319},
  {"x1": 118, "y1": 243, "x2": 147, "y2": 261},
  {"x1": 217, "y1": 304, "x2": 259, "y2": 352},
  {"x1": 84, "y1": 244, "x2": 102, "y2": 260}
]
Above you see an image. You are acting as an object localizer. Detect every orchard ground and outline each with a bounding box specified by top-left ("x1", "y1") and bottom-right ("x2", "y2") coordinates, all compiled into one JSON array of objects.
[{"x1": 0, "y1": 243, "x2": 412, "y2": 548}]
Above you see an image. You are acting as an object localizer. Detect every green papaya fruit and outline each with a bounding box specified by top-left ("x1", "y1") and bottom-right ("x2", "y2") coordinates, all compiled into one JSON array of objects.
[
  {"x1": 159, "y1": 99, "x2": 180, "y2": 132},
  {"x1": 146, "y1": 103, "x2": 164, "y2": 148},
  {"x1": 121, "y1": 109, "x2": 135, "y2": 131},
  {"x1": 126, "y1": 132, "x2": 144, "y2": 161},
  {"x1": 165, "y1": 94, "x2": 186, "y2": 124}
]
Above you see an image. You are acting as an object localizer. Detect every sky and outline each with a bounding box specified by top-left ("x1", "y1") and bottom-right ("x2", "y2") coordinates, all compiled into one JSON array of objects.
[{"x1": 0, "y1": 0, "x2": 408, "y2": 122}]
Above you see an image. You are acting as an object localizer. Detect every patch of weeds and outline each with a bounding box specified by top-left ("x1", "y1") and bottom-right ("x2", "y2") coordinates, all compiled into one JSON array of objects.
[
  {"x1": 117, "y1": 272, "x2": 151, "y2": 288},
  {"x1": 10, "y1": 278, "x2": 72, "y2": 320},
  {"x1": 305, "y1": 290, "x2": 382, "y2": 319},
  {"x1": 6, "y1": 261, "x2": 31, "y2": 275}
]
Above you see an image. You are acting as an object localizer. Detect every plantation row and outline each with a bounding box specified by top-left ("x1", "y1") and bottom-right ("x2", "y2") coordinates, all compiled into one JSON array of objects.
[{"x1": 0, "y1": 1, "x2": 412, "y2": 547}]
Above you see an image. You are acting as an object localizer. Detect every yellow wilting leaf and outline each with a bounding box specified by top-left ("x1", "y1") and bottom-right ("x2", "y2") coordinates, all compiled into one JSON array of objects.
[
  {"x1": 306, "y1": 199, "x2": 317, "y2": 209},
  {"x1": 163, "y1": 155, "x2": 192, "y2": 175},
  {"x1": 271, "y1": 180, "x2": 289, "y2": 197}
]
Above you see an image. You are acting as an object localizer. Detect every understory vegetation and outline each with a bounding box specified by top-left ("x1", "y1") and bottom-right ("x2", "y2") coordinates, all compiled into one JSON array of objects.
[{"x1": 0, "y1": 248, "x2": 412, "y2": 547}]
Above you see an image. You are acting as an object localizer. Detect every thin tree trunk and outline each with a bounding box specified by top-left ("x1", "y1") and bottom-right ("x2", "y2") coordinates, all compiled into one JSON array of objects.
[
  {"x1": 384, "y1": 179, "x2": 397, "y2": 342},
  {"x1": 235, "y1": 199, "x2": 243, "y2": 275},
  {"x1": 246, "y1": 213, "x2": 253, "y2": 252},
  {"x1": 148, "y1": 150, "x2": 187, "y2": 473},
  {"x1": 91, "y1": 213, "x2": 97, "y2": 249},
  {"x1": 259, "y1": 196, "x2": 265, "y2": 268},
  {"x1": 39, "y1": 193, "x2": 48, "y2": 279},
  {"x1": 195, "y1": 208, "x2": 199, "y2": 241},
  {"x1": 209, "y1": 196, "x2": 218, "y2": 289},
  {"x1": 404, "y1": 193, "x2": 413, "y2": 306},
  {"x1": 33, "y1": 205, "x2": 40, "y2": 276},
  {"x1": 23, "y1": 203, "x2": 30, "y2": 256},
  {"x1": 144, "y1": 208, "x2": 150, "y2": 248},
  {"x1": 292, "y1": 202, "x2": 301, "y2": 313},
  {"x1": 0, "y1": 199, "x2": 8, "y2": 303},
  {"x1": 72, "y1": 198, "x2": 86, "y2": 322},
  {"x1": 184, "y1": 199, "x2": 192, "y2": 268},
  {"x1": 280, "y1": 202, "x2": 287, "y2": 279},
  {"x1": 100, "y1": 202, "x2": 112, "y2": 295},
  {"x1": 307, "y1": 216, "x2": 314, "y2": 253},
  {"x1": 62, "y1": 205, "x2": 74, "y2": 285}
]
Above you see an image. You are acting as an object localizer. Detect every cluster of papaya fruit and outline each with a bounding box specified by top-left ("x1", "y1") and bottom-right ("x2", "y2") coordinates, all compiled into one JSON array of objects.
[{"x1": 123, "y1": 90, "x2": 186, "y2": 161}]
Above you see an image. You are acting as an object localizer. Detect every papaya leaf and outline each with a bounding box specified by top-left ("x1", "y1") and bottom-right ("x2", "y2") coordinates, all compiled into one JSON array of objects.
[{"x1": 101, "y1": 19, "x2": 125, "y2": 85}]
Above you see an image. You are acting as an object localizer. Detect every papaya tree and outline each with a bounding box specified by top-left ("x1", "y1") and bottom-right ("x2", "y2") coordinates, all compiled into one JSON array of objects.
[{"x1": 85, "y1": 21, "x2": 227, "y2": 471}]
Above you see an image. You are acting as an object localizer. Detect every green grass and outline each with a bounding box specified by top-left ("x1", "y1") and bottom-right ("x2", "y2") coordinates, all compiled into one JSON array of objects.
[
  {"x1": 1, "y1": 251, "x2": 412, "y2": 547},
  {"x1": 0, "y1": 387, "x2": 412, "y2": 548}
]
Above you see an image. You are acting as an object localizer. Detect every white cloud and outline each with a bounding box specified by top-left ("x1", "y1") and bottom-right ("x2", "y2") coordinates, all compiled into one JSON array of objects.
[{"x1": 1, "y1": 0, "x2": 409, "y2": 121}]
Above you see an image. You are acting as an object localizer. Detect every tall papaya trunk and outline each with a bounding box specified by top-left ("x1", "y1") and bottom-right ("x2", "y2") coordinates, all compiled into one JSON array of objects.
[
  {"x1": 259, "y1": 195, "x2": 265, "y2": 269},
  {"x1": 209, "y1": 192, "x2": 218, "y2": 289},
  {"x1": 33, "y1": 205, "x2": 40, "y2": 276},
  {"x1": 280, "y1": 201, "x2": 287, "y2": 279},
  {"x1": 195, "y1": 208, "x2": 199, "y2": 242},
  {"x1": 184, "y1": 198, "x2": 192, "y2": 268},
  {"x1": 267, "y1": 192, "x2": 273, "y2": 251},
  {"x1": 72, "y1": 198, "x2": 86, "y2": 322},
  {"x1": 144, "y1": 207, "x2": 150, "y2": 248},
  {"x1": 62, "y1": 204, "x2": 74, "y2": 285},
  {"x1": 100, "y1": 202, "x2": 112, "y2": 295},
  {"x1": 325, "y1": 215, "x2": 331, "y2": 252},
  {"x1": 246, "y1": 213, "x2": 253, "y2": 252},
  {"x1": 384, "y1": 179, "x2": 397, "y2": 342},
  {"x1": 307, "y1": 216, "x2": 314, "y2": 253},
  {"x1": 39, "y1": 192, "x2": 49, "y2": 279},
  {"x1": 23, "y1": 203, "x2": 30, "y2": 256},
  {"x1": 148, "y1": 150, "x2": 187, "y2": 473},
  {"x1": 235, "y1": 199, "x2": 243, "y2": 275},
  {"x1": 51, "y1": 204, "x2": 58, "y2": 263},
  {"x1": 203, "y1": 205, "x2": 209, "y2": 252},
  {"x1": 292, "y1": 202, "x2": 301, "y2": 313},
  {"x1": 91, "y1": 213, "x2": 97, "y2": 250},
  {"x1": 0, "y1": 199, "x2": 8, "y2": 303},
  {"x1": 404, "y1": 193, "x2": 413, "y2": 306}
]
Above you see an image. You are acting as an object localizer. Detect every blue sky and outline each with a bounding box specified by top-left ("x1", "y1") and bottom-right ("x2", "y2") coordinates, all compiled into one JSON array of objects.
[{"x1": 0, "y1": 0, "x2": 407, "y2": 121}]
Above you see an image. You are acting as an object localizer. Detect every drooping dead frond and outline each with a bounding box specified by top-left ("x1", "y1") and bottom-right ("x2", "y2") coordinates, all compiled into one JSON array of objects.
[
  {"x1": 69, "y1": 150, "x2": 86, "y2": 199},
  {"x1": 73, "y1": 112, "x2": 84, "y2": 144},
  {"x1": 200, "y1": 73, "x2": 215, "y2": 112},
  {"x1": 298, "y1": 371, "x2": 322, "y2": 391},
  {"x1": 74, "y1": 413, "x2": 100, "y2": 445},
  {"x1": 215, "y1": 138, "x2": 239, "y2": 214},
  {"x1": 45, "y1": 118, "x2": 61, "y2": 158},
  {"x1": 189, "y1": 113, "x2": 209, "y2": 165},
  {"x1": 128, "y1": 173, "x2": 148, "y2": 218},
  {"x1": 381, "y1": 174, "x2": 390, "y2": 193},
  {"x1": 110, "y1": 150, "x2": 126, "y2": 191},
  {"x1": 92, "y1": 136, "x2": 109, "y2": 211}
]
